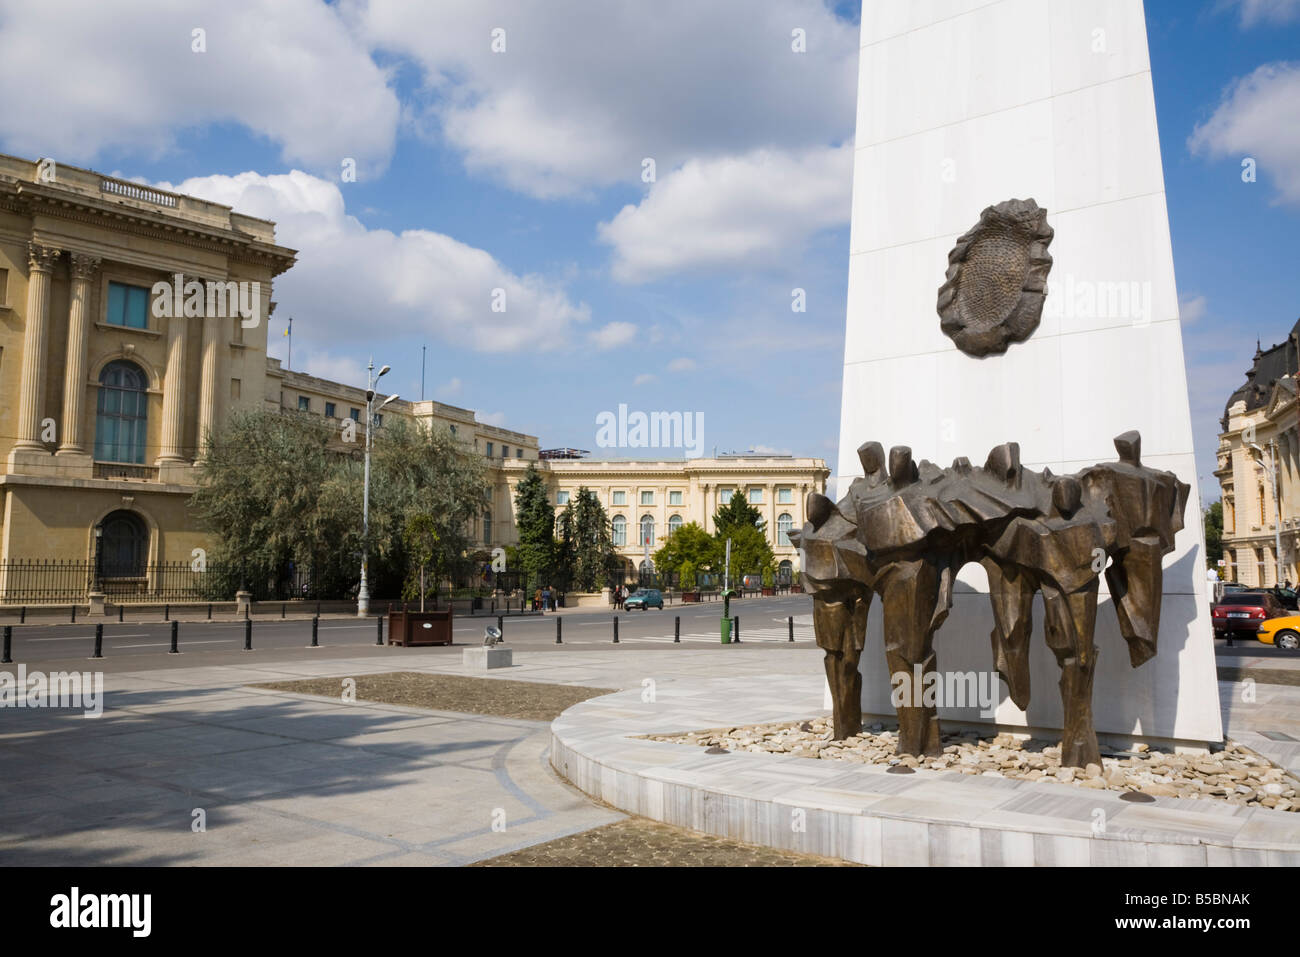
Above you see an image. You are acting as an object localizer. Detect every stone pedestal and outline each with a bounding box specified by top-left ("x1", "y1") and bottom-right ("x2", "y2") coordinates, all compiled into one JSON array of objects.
[
  {"x1": 235, "y1": 590, "x2": 252, "y2": 617},
  {"x1": 87, "y1": 592, "x2": 107, "y2": 617},
  {"x1": 463, "y1": 646, "x2": 512, "y2": 669}
]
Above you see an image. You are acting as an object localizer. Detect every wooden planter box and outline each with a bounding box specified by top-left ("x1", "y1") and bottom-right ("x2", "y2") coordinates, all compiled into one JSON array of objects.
[
  {"x1": 388, "y1": 608, "x2": 453, "y2": 646},
  {"x1": 680, "y1": 591, "x2": 701, "y2": 603},
  {"x1": 791, "y1": 584, "x2": 804, "y2": 593},
  {"x1": 761, "y1": 587, "x2": 774, "y2": 596}
]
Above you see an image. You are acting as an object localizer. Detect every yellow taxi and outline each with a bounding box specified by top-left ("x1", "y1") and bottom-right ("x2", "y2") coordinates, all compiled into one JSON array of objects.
[{"x1": 1255, "y1": 615, "x2": 1300, "y2": 651}]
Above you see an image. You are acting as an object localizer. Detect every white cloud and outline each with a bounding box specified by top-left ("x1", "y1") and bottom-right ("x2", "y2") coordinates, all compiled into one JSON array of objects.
[
  {"x1": 347, "y1": 0, "x2": 858, "y2": 198},
  {"x1": 598, "y1": 145, "x2": 852, "y2": 283},
  {"x1": 1227, "y1": 0, "x2": 1300, "y2": 27},
  {"x1": 153, "y1": 169, "x2": 591, "y2": 354},
  {"x1": 751, "y1": 444, "x2": 792, "y2": 456},
  {"x1": 1188, "y1": 61, "x2": 1300, "y2": 205},
  {"x1": 667, "y1": 358, "x2": 696, "y2": 373},
  {"x1": 589, "y1": 322, "x2": 638, "y2": 350},
  {"x1": 296, "y1": 351, "x2": 368, "y2": 389},
  {"x1": 478, "y1": 411, "x2": 507, "y2": 427},
  {"x1": 0, "y1": 0, "x2": 399, "y2": 176},
  {"x1": 633, "y1": 373, "x2": 656, "y2": 386},
  {"x1": 437, "y1": 377, "x2": 463, "y2": 397},
  {"x1": 1179, "y1": 294, "x2": 1208, "y2": 324}
]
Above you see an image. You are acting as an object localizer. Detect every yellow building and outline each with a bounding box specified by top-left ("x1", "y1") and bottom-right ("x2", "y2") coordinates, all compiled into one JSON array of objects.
[
  {"x1": 1215, "y1": 323, "x2": 1300, "y2": 586},
  {"x1": 0, "y1": 151, "x2": 826, "y2": 600},
  {"x1": 505, "y1": 453, "x2": 830, "y2": 582}
]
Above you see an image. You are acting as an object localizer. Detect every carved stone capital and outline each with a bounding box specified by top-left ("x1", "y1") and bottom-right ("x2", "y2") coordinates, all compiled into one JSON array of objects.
[
  {"x1": 69, "y1": 252, "x2": 102, "y2": 283},
  {"x1": 27, "y1": 242, "x2": 61, "y2": 273}
]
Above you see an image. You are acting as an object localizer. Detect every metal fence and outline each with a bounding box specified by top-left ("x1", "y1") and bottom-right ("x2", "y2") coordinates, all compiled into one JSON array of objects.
[{"x1": 0, "y1": 560, "x2": 333, "y2": 604}]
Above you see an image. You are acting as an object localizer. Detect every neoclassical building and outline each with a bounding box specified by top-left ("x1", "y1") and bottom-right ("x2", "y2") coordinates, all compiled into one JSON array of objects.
[
  {"x1": 0, "y1": 152, "x2": 826, "y2": 599},
  {"x1": 504, "y1": 454, "x2": 830, "y2": 582},
  {"x1": 1215, "y1": 321, "x2": 1300, "y2": 586}
]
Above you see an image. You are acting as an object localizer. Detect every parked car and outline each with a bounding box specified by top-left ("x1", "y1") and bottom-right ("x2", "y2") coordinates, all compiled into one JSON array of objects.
[
  {"x1": 1266, "y1": 586, "x2": 1299, "y2": 611},
  {"x1": 1253, "y1": 615, "x2": 1300, "y2": 651},
  {"x1": 623, "y1": 588, "x2": 664, "y2": 611},
  {"x1": 1211, "y1": 591, "x2": 1287, "y2": 642}
]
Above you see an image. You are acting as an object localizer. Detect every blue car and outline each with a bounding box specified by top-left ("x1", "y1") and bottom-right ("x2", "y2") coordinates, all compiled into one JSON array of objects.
[{"x1": 624, "y1": 588, "x2": 664, "y2": 611}]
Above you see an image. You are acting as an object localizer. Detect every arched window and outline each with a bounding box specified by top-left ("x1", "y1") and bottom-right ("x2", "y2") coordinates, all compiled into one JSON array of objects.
[
  {"x1": 777, "y1": 513, "x2": 793, "y2": 546},
  {"x1": 668, "y1": 514, "x2": 682, "y2": 536},
  {"x1": 639, "y1": 514, "x2": 655, "y2": 547},
  {"x1": 98, "y1": 510, "x2": 148, "y2": 578},
  {"x1": 612, "y1": 514, "x2": 627, "y2": 546},
  {"x1": 777, "y1": 559, "x2": 793, "y2": 585},
  {"x1": 95, "y1": 361, "x2": 148, "y2": 464}
]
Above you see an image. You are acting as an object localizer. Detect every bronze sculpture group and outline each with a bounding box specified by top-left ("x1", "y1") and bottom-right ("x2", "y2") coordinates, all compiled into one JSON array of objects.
[{"x1": 790, "y1": 431, "x2": 1188, "y2": 769}]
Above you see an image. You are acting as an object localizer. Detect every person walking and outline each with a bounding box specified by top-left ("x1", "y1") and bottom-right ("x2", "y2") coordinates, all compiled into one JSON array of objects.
[{"x1": 542, "y1": 585, "x2": 552, "y2": 611}]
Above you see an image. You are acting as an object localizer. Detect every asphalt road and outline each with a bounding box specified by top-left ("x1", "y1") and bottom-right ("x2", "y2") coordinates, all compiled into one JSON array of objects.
[
  {"x1": 0, "y1": 595, "x2": 818, "y2": 673},
  {"x1": 3, "y1": 592, "x2": 1291, "y2": 674}
]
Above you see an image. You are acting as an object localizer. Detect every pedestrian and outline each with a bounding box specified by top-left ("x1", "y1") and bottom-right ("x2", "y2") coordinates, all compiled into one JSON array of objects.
[
  {"x1": 534, "y1": 587, "x2": 541, "y2": 612},
  {"x1": 543, "y1": 585, "x2": 552, "y2": 611}
]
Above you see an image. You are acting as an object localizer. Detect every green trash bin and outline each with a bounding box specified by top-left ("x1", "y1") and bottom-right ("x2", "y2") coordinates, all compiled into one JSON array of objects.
[{"x1": 720, "y1": 616, "x2": 732, "y2": 644}]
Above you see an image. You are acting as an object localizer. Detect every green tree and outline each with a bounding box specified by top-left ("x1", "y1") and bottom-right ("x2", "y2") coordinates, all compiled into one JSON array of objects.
[
  {"x1": 1204, "y1": 501, "x2": 1223, "y2": 569},
  {"x1": 555, "y1": 488, "x2": 619, "y2": 591},
  {"x1": 402, "y1": 512, "x2": 440, "y2": 609},
  {"x1": 513, "y1": 464, "x2": 556, "y2": 592},
  {"x1": 190, "y1": 409, "x2": 359, "y2": 599},
  {"x1": 679, "y1": 559, "x2": 697, "y2": 591},
  {"x1": 189, "y1": 412, "x2": 490, "y2": 601},
  {"x1": 713, "y1": 494, "x2": 766, "y2": 535},
  {"x1": 721, "y1": 522, "x2": 776, "y2": 581},
  {"x1": 654, "y1": 521, "x2": 719, "y2": 574}
]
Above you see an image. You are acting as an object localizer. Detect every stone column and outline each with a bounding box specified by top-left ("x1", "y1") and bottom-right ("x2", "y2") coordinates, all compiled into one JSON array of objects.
[
  {"x1": 196, "y1": 301, "x2": 222, "y2": 458},
  {"x1": 156, "y1": 293, "x2": 190, "y2": 465},
  {"x1": 12, "y1": 242, "x2": 61, "y2": 453},
  {"x1": 57, "y1": 253, "x2": 101, "y2": 456}
]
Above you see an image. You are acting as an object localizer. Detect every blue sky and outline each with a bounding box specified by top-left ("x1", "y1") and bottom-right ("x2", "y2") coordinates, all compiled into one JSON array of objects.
[{"x1": 0, "y1": 0, "x2": 1296, "y2": 504}]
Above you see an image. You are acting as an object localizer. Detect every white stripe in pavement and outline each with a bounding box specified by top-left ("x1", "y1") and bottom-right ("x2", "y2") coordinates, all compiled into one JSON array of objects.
[
  {"x1": 30, "y1": 634, "x2": 149, "y2": 641},
  {"x1": 116, "y1": 639, "x2": 237, "y2": 648}
]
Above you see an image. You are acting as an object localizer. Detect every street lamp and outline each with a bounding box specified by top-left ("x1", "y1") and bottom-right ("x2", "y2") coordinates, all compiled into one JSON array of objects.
[
  {"x1": 358, "y1": 359, "x2": 398, "y2": 616},
  {"x1": 1249, "y1": 440, "x2": 1284, "y2": 586}
]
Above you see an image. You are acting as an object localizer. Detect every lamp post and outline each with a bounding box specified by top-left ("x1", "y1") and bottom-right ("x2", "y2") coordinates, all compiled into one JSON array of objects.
[
  {"x1": 358, "y1": 358, "x2": 398, "y2": 616},
  {"x1": 92, "y1": 524, "x2": 104, "y2": 593},
  {"x1": 1249, "y1": 440, "x2": 1284, "y2": 586}
]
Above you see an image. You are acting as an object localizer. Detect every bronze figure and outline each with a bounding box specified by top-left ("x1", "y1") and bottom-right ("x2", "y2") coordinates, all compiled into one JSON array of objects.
[{"x1": 791, "y1": 431, "x2": 1188, "y2": 768}]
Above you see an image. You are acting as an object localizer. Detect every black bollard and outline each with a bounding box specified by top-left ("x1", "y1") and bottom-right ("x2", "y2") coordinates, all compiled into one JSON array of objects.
[
  {"x1": 207, "y1": 603, "x2": 212, "y2": 620},
  {"x1": 497, "y1": 615, "x2": 504, "y2": 639},
  {"x1": 316, "y1": 601, "x2": 321, "y2": 617},
  {"x1": 2, "y1": 625, "x2": 11, "y2": 664},
  {"x1": 789, "y1": 616, "x2": 794, "y2": 642},
  {"x1": 71, "y1": 604, "x2": 76, "y2": 623},
  {"x1": 311, "y1": 616, "x2": 319, "y2": 647},
  {"x1": 244, "y1": 618, "x2": 252, "y2": 651},
  {"x1": 674, "y1": 616, "x2": 680, "y2": 643},
  {"x1": 169, "y1": 620, "x2": 178, "y2": 655},
  {"x1": 92, "y1": 623, "x2": 103, "y2": 659},
  {"x1": 733, "y1": 616, "x2": 740, "y2": 643},
  {"x1": 164, "y1": 604, "x2": 169, "y2": 622},
  {"x1": 20, "y1": 606, "x2": 25, "y2": 624},
  {"x1": 282, "y1": 604, "x2": 286, "y2": 620},
  {"x1": 376, "y1": 615, "x2": 384, "y2": 645},
  {"x1": 613, "y1": 616, "x2": 619, "y2": 643},
  {"x1": 556, "y1": 617, "x2": 562, "y2": 644},
  {"x1": 118, "y1": 604, "x2": 124, "y2": 623}
]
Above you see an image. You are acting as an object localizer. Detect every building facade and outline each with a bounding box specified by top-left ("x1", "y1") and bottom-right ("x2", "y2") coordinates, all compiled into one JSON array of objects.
[
  {"x1": 0, "y1": 152, "x2": 826, "y2": 599},
  {"x1": 504, "y1": 454, "x2": 830, "y2": 582},
  {"x1": 1216, "y1": 322, "x2": 1300, "y2": 587}
]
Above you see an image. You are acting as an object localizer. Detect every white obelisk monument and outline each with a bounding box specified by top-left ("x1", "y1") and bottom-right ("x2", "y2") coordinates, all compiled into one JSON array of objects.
[{"x1": 837, "y1": 0, "x2": 1222, "y2": 746}]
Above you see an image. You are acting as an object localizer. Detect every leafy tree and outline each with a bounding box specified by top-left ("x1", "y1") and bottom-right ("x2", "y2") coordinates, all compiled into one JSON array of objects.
[
  {"x1": 679, "y1": 560, "x2": 697, "y2": 591},
  {"x1": 1204, "y1": 501, "x2": 1223, "y2": 568},
  {"x1": 720, "y1": 522, "x2": 776, "y2": 581},
  {"x1": 713, "y1": 494, "x2": 766, "y2": 535},
  {"x1": 513, "y1": 464, "x2": 556, "y2": 592},
  {"x1": 554, "y1": 488, "x2": 618, "y2": 592},
  {"x1": 402, "y1": 513, "x2": 440, "y2": 609},
  {"x1": 190, "y1": 411, "x2": 489, "y2": 601},
  {"x1": 654, "y1": 521, "x2": 718, "y2": 574},
  {"x1": 190, "y1": 409, "x2": 358, "y2": 599}
]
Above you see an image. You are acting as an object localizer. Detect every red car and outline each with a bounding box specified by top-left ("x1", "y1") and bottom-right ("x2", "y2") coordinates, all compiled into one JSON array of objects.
[{"x1": 1211, "y1": 591, "x2": 1286, "y2": 641}]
